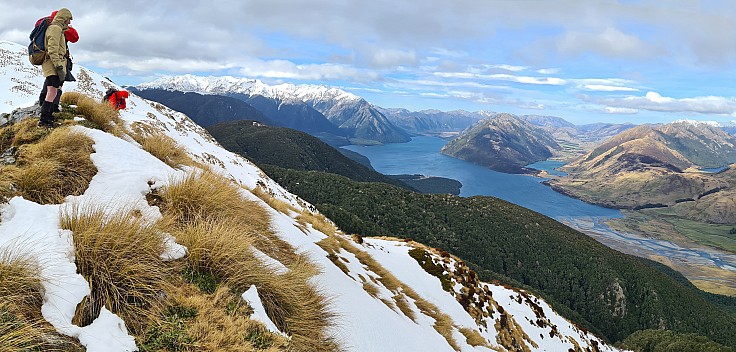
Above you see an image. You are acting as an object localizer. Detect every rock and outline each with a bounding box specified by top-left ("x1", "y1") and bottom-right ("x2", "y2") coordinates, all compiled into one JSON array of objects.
[
  {"x1": 0, "y1": 147, "x2": 16, "y2": 165},
  {"x1": 0, "y1": 104, "x2": 41, "y2": 127}
]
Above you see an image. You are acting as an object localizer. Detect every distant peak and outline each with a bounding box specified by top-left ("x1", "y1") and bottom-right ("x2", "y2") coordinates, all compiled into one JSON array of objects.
[{"x1": 671, "y1": 119, "x2": 721, "y2": 128}]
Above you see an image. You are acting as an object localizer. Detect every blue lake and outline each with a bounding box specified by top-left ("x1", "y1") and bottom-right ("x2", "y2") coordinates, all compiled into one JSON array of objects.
[
  {"x1": 343, "y1": 136, "x2": 620, "y2": 220},
  {"x1": 343, "y1": 136, "x2": 736, "y2": 272}
]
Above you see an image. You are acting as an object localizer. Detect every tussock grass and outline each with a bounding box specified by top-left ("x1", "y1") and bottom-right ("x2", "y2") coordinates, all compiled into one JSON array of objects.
[
  {"x1": 393, "y1": 294, "x2": 417, "y2": 322},
  {"x1": 158, "y1": 171, "x2": 339, "y2": 351},
  {"x1": 0, "y1": 250, "x2": 84, "y2": 351},
  {"x1": 7, "y1": 127, "x2": 96, "y2": 204},
  {"x1": 250, "y1": 185, "x2": 298, "y2": 215},
  {"x1": 61, "y1": 205, "x2": 168, "y2": 332},
  {"x1": 173, "y1": 219, "x2": 338, "y2": 351},
  {"x1": 0, "y1": 250, "x2": 42, "y2": 316},
  {"x1": 132, "y1": 131, "x2": 193, "y2": 169},
  {"x1": 61, "y1": 91, "x2": 122, "y2": 134},
  {"x1": 158, "y1": 171, "x2": 269, "y2": 231},
  {"x1": 458, "y1": 327, "x2": 490, "y2": 348},
  {"x1": 0, "y1": 305, "x2": 43, "y2": 352},
  {"x1": 297, "y1": 211, "x2": 338, "y2": 236},
  {"x1": 142, "y1": 283, "x2": 289, "y2": 351},
  {"x1": 0, "y1": 118, "x2": 49, "y2": 151}
]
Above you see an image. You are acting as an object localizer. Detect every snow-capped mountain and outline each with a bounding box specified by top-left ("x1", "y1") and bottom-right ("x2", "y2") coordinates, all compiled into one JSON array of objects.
[
  {"x1": 0, "y1": 41, "x2": 617, "y2": 351},
  {"x1": 138, "y1": 75, "x2": 410, "y2": 144},
  {"x1": 276, "y1": 83, "x2": 410, "y2": 143}
]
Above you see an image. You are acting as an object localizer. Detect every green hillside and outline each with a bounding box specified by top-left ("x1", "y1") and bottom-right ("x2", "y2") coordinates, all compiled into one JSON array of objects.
[
  {"x1": 262, "y1": 166, "x2": 736, "y2": 347},
  {"x1": 206, "y1": 120, "x2": 407, "y2": 187}
]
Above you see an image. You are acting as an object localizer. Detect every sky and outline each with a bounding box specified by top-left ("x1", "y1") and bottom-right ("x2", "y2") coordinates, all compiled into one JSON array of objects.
[{"x1": 2, "y1": 0, "x2": 736, "y2": 125}]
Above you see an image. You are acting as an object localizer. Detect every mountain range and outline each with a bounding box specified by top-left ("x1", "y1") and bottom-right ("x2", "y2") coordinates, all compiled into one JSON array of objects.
[{"x1": 137, "y1": 75, "x2": 410, "y2": 145}]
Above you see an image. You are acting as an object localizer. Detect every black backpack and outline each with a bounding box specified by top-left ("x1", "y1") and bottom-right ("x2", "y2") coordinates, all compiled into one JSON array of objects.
[
  {"x1": 102, "y1": 88, "x2": 118, "y2": 103},
  {"x1": 28, "y1": 17, "x2": 50, "y2": 65}
]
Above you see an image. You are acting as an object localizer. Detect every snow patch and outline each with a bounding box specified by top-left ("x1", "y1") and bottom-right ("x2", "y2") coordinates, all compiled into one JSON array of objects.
[{"x1": 241, "y1": 285, "x2": 287, "y2": 337}]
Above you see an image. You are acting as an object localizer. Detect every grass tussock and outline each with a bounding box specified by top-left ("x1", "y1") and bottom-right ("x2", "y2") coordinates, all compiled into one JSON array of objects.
[
  {"x1": 297, "y1": 211, "x2": 337, "y2": 236},
  {"x1": 172, "y1": 219, "x2": 338, "y2": 352},
  {"x1": 132, "y1": 131, "x2": 193, "y2": 169},
  {"x1": 61, "y1": 205, "x2": 168, "y2": 333},
  {"x1": 3, "y1": 127, "x2": 96, "y2": 204},
  {"x1": 0, "y1": 250, "x2": 42, "y2": 316},
  {"x1": 157, "y1": 171, "x2": 339, "y2": 351},
  {"x1": 250, "y1": 185, "x2": 298, "y2": 215},
  {"x1": 157, "y1": 171, "x2": 269, "y2": 231},
  {"x1": 458, "y1": 327, "x2": 489, "y2": 347},
  {"x1": 0, "y1": 118, "x2": 50, "y2": 151},
  {"x1": 0, "y1": 250, "x2": 84, "y2": 351},
  {"x1": 393, "y1": 294, "x2": 417, "y2": 322},
  {"x1": 61, "y1": 91, "x2": 122, "y2": 134},
  {"x1": 141, "y1": 283, "x2": 289, "y2": 352}
]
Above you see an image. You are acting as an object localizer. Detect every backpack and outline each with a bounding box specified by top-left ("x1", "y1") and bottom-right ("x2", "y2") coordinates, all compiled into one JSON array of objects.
[
  {"x1": 28, "y1": 17, "x2": 50, "y2": 65},
  {"x1": 102, "y1": 88, "x2": 118, "y2": 103}
]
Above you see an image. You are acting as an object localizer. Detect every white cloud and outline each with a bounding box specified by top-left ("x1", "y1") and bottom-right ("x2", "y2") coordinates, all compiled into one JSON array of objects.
[
  {"x1": 491, "y1": 64, "x2": 528, "y2": 72},
  {"x1": 239, "y1": 60, "x2": 380, "y2": 82},
  {"x1": 368, "y1": 48, "x2": 417, "y2": 67},
  {"x1": 582, "y1": 85, "x2": 639, "y2": 92},
  {"x1": 537, "y1": 68, "x2": 560, "y2": 75},
  {"x1": 586, "y1": 91, "x2": 736, "y2": 116},
  {"x1": 555, "y1": 27, "x2": 658, "y2": 59},
  {"x1": 434, "y1": 72, "x2": 566, "y2": 85},
  {"x1": 604, "y1": 107, "x2": 639, "y2": 114}
]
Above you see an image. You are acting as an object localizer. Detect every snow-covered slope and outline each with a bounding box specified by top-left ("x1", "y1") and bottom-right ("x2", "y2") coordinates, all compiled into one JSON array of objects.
[{"x1": 0, "y1": 41, "x2": 618, "y2": 352}]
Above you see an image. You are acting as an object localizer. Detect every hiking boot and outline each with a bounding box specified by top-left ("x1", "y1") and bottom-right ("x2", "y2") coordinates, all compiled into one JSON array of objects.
[{"x1": 39, "y1": 101, "x2": 55, "y2": 127}]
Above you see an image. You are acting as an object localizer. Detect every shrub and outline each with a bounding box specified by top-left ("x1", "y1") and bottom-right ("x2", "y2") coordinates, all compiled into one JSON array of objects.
[{"x1": 61, "y1": 205, "x2": 168, "y2": 332}]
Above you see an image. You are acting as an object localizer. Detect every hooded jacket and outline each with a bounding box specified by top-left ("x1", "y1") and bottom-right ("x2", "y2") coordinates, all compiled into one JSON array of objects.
[
  {"x1": 108, "y1": 90, "x2": 129, "y2": 110},
  {"x1": 42, "y1": 8, "x2": 72, "y2": 78}
]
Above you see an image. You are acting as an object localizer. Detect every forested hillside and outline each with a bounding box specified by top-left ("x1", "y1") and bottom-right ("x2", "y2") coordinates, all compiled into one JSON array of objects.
[{"x1": 260, "y1": 166, "x2": 736, "y2": 347}]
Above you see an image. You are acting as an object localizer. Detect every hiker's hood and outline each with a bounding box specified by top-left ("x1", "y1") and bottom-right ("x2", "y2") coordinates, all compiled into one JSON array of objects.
[{"x1": 51, "y1": 8, "x2": 72, "y2": 31}]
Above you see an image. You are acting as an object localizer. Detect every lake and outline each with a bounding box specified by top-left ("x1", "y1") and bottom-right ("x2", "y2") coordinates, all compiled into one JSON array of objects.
[
  {"x1": 342, "y1": 136, "x2": 736, "y2": 273},
  {"x1": 343, "y1": 135, "x2": 619, "y2": 219}
]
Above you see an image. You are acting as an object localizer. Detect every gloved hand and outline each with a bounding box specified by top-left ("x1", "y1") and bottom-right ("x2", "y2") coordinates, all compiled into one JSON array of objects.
[{"x1": 55, "y1": 66, "x2": 65, "y2": 79}]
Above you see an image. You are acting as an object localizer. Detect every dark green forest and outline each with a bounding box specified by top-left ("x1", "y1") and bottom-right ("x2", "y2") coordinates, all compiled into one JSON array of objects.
[
  {"x1": 617, "y1": 329, "x2": 734, "y2": 352},
  {"x1": 262, "y1": 166, "x2": 736, "y2": 347}
]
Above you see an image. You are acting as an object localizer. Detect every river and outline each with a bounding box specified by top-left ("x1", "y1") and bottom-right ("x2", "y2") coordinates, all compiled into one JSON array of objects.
[{"x1": 342, "y1": 136, "x2": 736, "y2": 276}]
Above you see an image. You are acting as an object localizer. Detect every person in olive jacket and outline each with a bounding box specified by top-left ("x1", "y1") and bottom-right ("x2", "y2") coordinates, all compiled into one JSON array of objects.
[{"x1": 39, "y1": 8, "x2": 73, "y2": 127}]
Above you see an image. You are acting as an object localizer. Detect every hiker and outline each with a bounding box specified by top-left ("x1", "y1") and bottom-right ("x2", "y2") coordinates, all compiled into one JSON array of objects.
[
  {"x1": 104, "y1": 89, "x2": 129, "y2": 110},
  {"x1": 37, "y1": 11, "x2": 79, "y2": 114},
  {"x1": 39, "y1": 8, "x2": 73, "y2": 128}
]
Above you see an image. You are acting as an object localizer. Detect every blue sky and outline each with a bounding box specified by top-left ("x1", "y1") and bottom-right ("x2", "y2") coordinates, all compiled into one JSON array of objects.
[{"x1": 2, "y1": 0, "x2": 736, "y2": 125}]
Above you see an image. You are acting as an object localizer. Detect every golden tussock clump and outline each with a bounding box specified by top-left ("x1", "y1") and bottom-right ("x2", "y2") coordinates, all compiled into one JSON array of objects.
[
  {"x1": 0, "y1": 118, "x2": 50, "y2": 150},
  {"x1": 61, "y1": 91, "x2": 122, "y2": 134},
  {"x1": 250, "y1": 184, "x2": 298, "y2": 215},
  {"x1": 0, "y1": 249, "x2": 84, "y2": 351},
  {"x1": 131, "y1": 130, "x2": 193, "y2": 169},
  {"x1": 60, "y1": 205, "x2": 169, "y2": 333},
  {"x1": 156, "y1": 171, "x2": 340, "y2": 351},
  {"x1": 2, "y1": 126, "x2": 96, "y2": 204}
]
